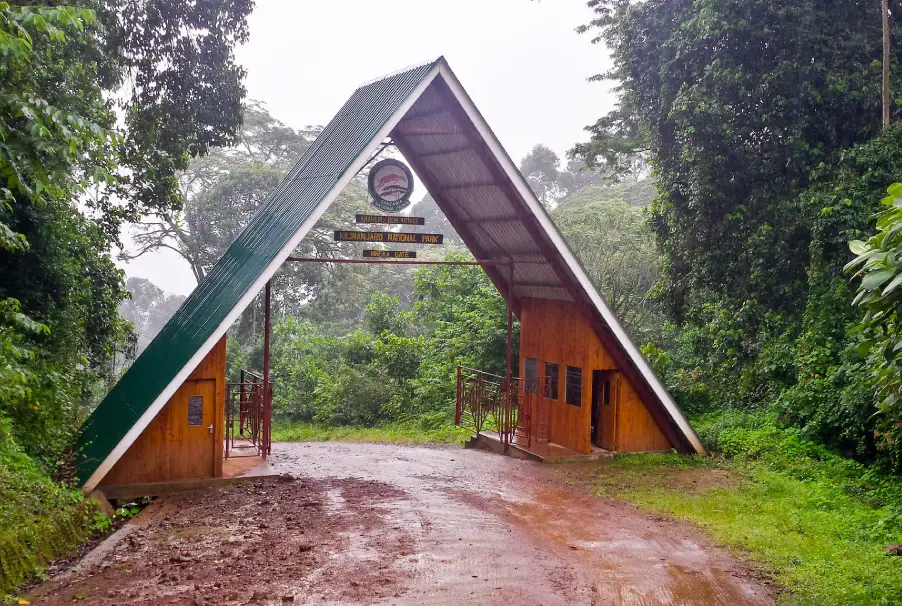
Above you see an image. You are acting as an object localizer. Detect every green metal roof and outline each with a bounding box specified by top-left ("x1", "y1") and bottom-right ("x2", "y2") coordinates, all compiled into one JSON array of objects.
[{"x1": 76, "y1": 59, "x2": 441, "y2": 487}]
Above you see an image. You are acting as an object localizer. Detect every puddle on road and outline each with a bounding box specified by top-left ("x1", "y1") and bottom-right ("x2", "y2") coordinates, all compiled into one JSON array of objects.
[{"x1": 265, "y1": 442, "x2": 776, "y2": 605}]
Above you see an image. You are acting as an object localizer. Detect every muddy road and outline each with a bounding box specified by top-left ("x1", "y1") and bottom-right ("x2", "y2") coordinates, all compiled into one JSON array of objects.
[{"x1": 29, "y1": 443, "x2": 774, "y2": 605}]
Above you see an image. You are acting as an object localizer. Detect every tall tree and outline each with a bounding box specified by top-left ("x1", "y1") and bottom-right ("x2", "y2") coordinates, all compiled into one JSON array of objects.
[
  {"x1": 0, "y1": 1, "x2": 254, "y2": 466},
  {"x1": 884, "y1": 0, "x2": 892, "y2": 130},
  {"x1": 91, "y1": 0, "x2": 255, "y2": 236},
  {"x1": 554, "y1": 195, "x2": 662, "y2": 344},
  {"x1": 576, "y1": 0, "x2": 893, "y2": 321},
  {"x1": 119, "y1": 277, "x2": 186, "y2": 353},
  {"x1": 125, "y1": 104, "x2": 318, "y2": 281},
  {"x1": 519, "y1": 144, "x2": 565, "y2": 208}
]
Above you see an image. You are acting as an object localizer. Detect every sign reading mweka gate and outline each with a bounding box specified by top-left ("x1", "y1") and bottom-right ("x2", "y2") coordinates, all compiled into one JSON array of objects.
[
  {"x1": 334, "y1": 230, "x2": 444, "y2": 245},
  {"x1": 356, "y1": 214, "x2": 425, "y2": 225},
  {"x1": 363, "y1": 249, "x2": 417, "y2": 259}
]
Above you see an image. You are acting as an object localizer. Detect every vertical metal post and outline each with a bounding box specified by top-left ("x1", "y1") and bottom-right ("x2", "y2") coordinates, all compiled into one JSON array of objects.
[
  {"x1": 505, "y1": 263, "x2": 514, "y2": 446},
  {"x1": 263, "y1": 280, "x2": 272, "y2": 458},
  {"x1": 456, "y1": 366, "x2": 462, "y2": 426},
  {"x1": 239, "y1": 369, "x2": 245, "y2": 437}
]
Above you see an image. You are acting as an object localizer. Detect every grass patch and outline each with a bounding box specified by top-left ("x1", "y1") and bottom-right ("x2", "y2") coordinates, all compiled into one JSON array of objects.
[
  {"x1": 271, "y1": 421, "x2": 470, "y2": 445},
  {"x1": 0, "y1": 429, "x2": 94, "y2": 596},
  {"x1": 576, "y1": 416, "x2": 902, "y2": 605}
]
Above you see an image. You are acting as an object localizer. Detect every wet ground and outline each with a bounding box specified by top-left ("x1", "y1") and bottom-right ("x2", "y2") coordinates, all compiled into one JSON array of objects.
[{"x1": 28, "y1": 443, "x2": 775, "y2": 605}]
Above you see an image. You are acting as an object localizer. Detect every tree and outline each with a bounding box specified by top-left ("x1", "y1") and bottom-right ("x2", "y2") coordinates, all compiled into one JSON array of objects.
[
  {"x1": 519, "y1": 144, "x2": 565, "y2": 208},
  {"x1": 118, "y1": 277, "x2": 186, "y2": 353},
  {"x1": 576, "y1": 0, "x2": 893, "y2": 322},
  {"x1": 125, "y1": 104, "x2": 316, "y2": 281},
  {"x1": 0, "y1": 1, "x2": 253, "y2": 471},
  {"x1": 89, "y1": 0, "x2": 255, "y2": 236},
  {"x1": 553, "y1": 196, "x2": 662, "y2": 344},
  {"x1": 573, "y1": 0, "x2": 902, "y2": 467},
  {"x1": 0, "y1": 5, "x2": 131, "y2": 466},
  {"x1": 884, "y1": 0, "x2": 892, "y2": 130}
]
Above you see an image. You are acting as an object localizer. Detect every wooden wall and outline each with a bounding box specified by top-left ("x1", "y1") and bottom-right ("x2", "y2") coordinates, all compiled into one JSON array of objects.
[
  {"x1": 518, "y1": 298, "x2": 670, "y2": 454},
  {"x1": 101, "y1": 337, "x2": 226, "y2": 486}
]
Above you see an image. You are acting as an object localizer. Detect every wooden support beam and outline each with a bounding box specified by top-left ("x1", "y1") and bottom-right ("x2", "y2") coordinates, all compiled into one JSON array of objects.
[
  {"x1": 512, "y1": 281, "x2": 567, "y2": 289},
  {"x1": 392, "y1": 130, "x2": 462, "y2": 137},
  {"x1": 480, "y1": 248, "x2": 545, "y2": 258},
  {"x1": 417, "y1": 145, "x2": 475, "y2": 159},
  {"x1": 396, "y1": 107, "x2": 450, "y2": 123},
  {"x1": 101, "y1": 475, "x2": 283, "y2": 500},
  {"x1": 440, "y1": 182, "x2": 498, "y2": 191},
  {"x1": 461, "y1": 216, "x2": 520, "y2": 225}
]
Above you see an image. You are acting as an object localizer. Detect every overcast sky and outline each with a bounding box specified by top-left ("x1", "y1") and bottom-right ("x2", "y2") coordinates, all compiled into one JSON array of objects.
[{"x1": 118, "y1": 0, "x2": 614, "y2": 296}]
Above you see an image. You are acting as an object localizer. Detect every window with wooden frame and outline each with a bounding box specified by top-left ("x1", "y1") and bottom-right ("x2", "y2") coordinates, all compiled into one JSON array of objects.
[
  {"x1": 544, "y1": 362, "x2": 559, "y2": 400},
  {"x1": 565, "y1": 366, "x2": 582, "y2": 407},
  {"x1": 524, "y1": 357, "x2": 539, "y2": 394}
]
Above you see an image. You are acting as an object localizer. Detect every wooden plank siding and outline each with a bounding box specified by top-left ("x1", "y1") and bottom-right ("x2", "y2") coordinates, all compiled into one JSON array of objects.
[
  {"x1": 518, "y1": 298, "x2": 670, "y2": 454},
  {"x1": 100, "y1": 336, "x2": 226, "y2": 486}
]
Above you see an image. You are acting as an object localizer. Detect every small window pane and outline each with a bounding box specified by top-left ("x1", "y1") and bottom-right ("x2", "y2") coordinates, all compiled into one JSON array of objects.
[
  {"x1": 188, "y1": 395, "x2": 203, "y2": 426},
  {"x1": 565, "y1": 366, "x2": 582, "y2": 407},
  {"x1": 525, "y1": 358, "x2": 538, "y2": 394},
  {"x1": 544, "y1": 363, "x2": 559, "y2": 400},
  {"x1": 603, "y1": 378, "x2": 612, "y2": 406}
]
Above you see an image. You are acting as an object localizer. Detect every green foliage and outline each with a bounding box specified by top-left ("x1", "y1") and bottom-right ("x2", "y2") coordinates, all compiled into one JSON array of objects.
[
  {"x1": 575, "y1": 0, "x2": 902, "y2": 469},
  {"x1": 0, "y1": 416, "x2": 91, "y2": 593},
  {"x1": 553, "y1": 180, "x2": 655, "y2": 211},
  {"x1": 846, "y1": 182, "x2": 902, "y2": 469},
  {"x1": 553, "y1": 195, "x2": 662, "y2": 344},
  {"x1": 0, "y1": 0, "x2": 253, "y2": 588},
  {"x1": 234, "y1": 254, "x2": 514, "y2": 433}
]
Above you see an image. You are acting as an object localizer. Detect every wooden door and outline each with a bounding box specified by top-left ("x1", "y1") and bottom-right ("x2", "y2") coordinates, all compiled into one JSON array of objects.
[
  {"x1": 177, "y1": 378, "x2": 217, "y2": 479},
  {"x1": 593, "y1": 371, "x2": 619, "y2": 450}
]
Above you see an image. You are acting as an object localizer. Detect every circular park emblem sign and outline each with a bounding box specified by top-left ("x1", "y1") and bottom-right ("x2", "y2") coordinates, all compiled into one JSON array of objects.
[{"x1": 368, "y1": 159, "x2": 414, "y2": 213}]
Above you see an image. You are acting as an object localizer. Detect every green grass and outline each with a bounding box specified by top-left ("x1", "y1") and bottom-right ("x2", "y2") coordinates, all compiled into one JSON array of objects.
[
  {"x1": 0, "y1": 436, "x2": 93, "y2": 596},
  {"x1": 271, "y1": 421, "x2": 470, "y2": 445},
  {"x1": 580, "y1": 441, "x2": 902, "y2": 604}
]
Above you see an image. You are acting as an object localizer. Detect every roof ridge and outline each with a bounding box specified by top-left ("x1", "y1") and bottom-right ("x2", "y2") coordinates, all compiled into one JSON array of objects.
[{"x1": 356, "y1": 56, "x2": 443, "y2": 88}]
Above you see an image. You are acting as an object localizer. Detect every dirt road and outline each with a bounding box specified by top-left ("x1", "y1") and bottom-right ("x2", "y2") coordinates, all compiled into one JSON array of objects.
[{"x1": 28, "y1": 443, "x2": 774, "y2": 605}]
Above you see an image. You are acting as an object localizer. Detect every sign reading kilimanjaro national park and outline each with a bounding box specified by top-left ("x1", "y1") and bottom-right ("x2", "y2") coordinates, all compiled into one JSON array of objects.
[
  {"x1": 334, "y1": 230, "x2": 444, "y2": 244},
  {"x1": 368, "y1": 159, "x2": 414, "y2": 212}
]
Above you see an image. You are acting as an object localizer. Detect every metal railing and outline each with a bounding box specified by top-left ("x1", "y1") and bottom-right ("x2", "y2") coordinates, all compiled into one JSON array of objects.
[
  {"x1": 225, "y1": 369, "x2": 272, "y2": 459},
  {"x1": 456, "y1": 366, "x2": 534, "y2": 448}
]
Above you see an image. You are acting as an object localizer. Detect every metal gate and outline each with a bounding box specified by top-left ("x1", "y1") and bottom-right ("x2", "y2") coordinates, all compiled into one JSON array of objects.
[
  {"x1": 225, "y1": 369, "x2": 272, "y2": 459},
  {"x1": 455, "y1": 366, "x2": 531, "y2": 448}
]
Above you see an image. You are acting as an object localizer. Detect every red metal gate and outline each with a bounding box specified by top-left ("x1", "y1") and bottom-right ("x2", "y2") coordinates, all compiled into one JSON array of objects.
[
  {"x1": 456, "y1": 366, "x2": 531, "y2": 448},
  {"x1": 225, "y1": 369, "x2": 272, "y2": 459}
]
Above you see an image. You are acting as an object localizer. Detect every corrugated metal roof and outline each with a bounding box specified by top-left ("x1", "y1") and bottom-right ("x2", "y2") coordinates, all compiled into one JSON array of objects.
[{"x1": 76, "y1": 59, "x2": 441, "y2": 486}]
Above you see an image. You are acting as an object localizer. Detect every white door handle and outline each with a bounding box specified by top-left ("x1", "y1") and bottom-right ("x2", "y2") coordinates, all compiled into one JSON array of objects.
[{"x1": 207, "y1": 424, "x2": 214, "y2": 434}]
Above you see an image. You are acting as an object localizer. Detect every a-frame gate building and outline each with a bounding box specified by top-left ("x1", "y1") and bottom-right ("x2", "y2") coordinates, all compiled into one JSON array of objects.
[{"x1": 77, "y1": 58, "x2": 704, "y2": 494}]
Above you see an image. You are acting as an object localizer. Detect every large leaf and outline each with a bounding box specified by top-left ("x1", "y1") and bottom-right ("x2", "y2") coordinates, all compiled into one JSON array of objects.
[
  {"x1": 849, "y1": 240, "x2": 869, "y2": 255},
  {"x1": 861, "y1": 268, "x2": 896, "y2": 291},
  {"x1": 882, "y1": 272, "x2": 902, "y2": 296}
]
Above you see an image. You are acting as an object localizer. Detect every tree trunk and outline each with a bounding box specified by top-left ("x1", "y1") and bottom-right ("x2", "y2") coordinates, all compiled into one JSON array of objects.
[{"x1": 884, "y1": 0, "x2": 892, "y2": 130}]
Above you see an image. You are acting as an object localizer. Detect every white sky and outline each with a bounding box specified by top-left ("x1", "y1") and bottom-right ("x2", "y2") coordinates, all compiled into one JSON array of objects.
[{"x1": 117, "y1": 0, "x2": 614, "y2": 296}]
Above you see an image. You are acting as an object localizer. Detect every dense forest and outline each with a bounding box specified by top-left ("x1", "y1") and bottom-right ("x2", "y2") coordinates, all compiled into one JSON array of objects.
[{"x1": 4, "y1": 0, "x2": 902, "y2": 599}]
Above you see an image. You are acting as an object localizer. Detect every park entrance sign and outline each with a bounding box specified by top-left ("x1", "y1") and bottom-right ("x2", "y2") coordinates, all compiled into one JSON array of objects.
[
  {"x1": 76, "y1": 57, "x2": 705, "y2": 495},
  {"x1": 368, "y1": 158, "x2": 414, "y2": 212}
]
